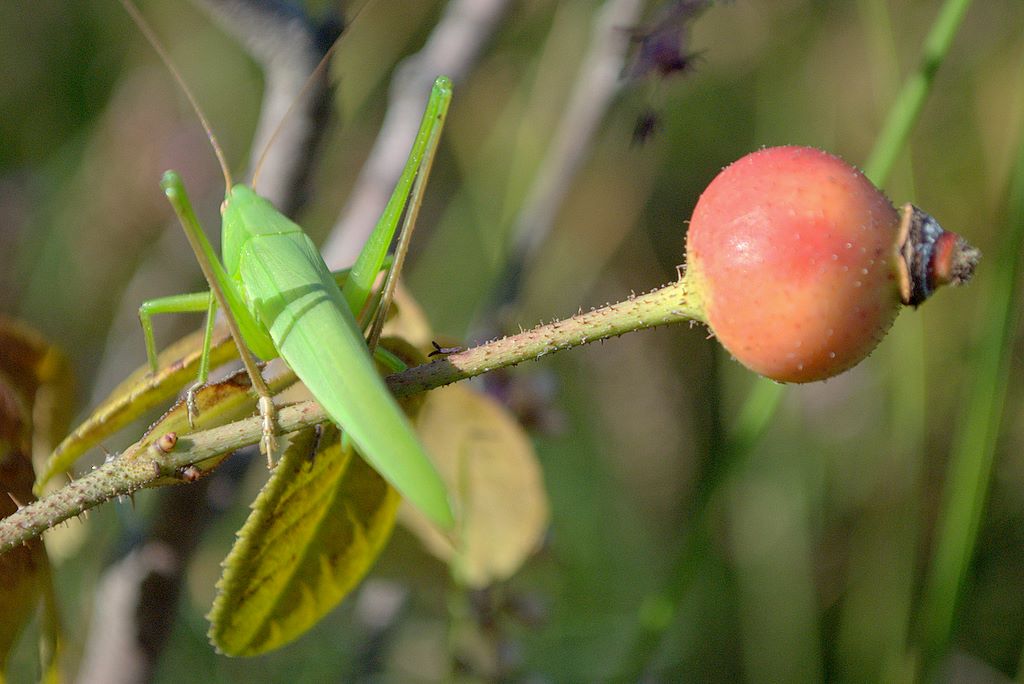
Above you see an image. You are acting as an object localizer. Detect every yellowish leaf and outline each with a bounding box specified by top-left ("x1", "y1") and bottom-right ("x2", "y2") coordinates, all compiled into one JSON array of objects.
[
  {"x1": 0, "y1": 318, "x2": 67, "y2": 678},
  {"x1": 37, "y1": 326, "x2": 238, "y2": 490},
  {"x1": 126, "y1": 367, "x2": 264, "y2": 483},
  {"x1": 0, "y1": 316, "x2": 74, "y2": 467},
  {"x1": 403, "y1": 384, "x2": 548, "y2": 588},
  {"x1": 208, "y1": 424, "x2": 399, "y2": 656},
  {"x1": 0, "y1": 435, "x2": 48, "y2": 673}
]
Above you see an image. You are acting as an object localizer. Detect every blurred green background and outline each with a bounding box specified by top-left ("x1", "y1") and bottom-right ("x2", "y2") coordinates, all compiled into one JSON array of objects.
[{"x1": 2, "y1": 0, "x2": 1023, "y2": 681}]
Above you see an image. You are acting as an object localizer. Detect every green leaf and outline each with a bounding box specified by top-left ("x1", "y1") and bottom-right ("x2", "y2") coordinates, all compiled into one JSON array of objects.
[{"x1": 208, "y1": 424, "x2": 399, "y2": 656}]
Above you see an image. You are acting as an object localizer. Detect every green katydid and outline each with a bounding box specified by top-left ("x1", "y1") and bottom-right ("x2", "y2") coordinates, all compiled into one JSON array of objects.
[{"x1": 120, "y1": 0, "x2": 454, "y2": 528}]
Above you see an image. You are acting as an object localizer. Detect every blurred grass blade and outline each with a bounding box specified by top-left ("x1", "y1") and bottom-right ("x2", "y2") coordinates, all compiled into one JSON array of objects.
[
  {"x1": 861, "y1": 0, "x2": 974, "y2": 184},
  {"x1": 917, "y1": 112, "x2": 1024, "y2": 672},
  {"x1": 208, "y1": 424, "x2": 399, "y2": 656},
  {"x1": 728, "y1": 378, "x2": 785, "y2": 454}
]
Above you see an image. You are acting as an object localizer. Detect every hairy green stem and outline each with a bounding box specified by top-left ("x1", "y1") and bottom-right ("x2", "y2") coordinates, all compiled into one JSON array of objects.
[
  {"x1": 389, "y1": 279, "x2": 703, "y2": 395},
  {"x1": 0, "y1": 279, "x2": 703, "y2": 554}
]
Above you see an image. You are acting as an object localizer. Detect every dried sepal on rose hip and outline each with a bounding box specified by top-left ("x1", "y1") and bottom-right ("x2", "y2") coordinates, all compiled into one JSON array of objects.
[{"x1": 682, "y1": 145, "x2": 979, "y2": 383}]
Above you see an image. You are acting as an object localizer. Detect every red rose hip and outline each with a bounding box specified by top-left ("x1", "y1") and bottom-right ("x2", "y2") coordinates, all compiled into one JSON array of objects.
[{"x1": 683, "y1": 146, "x2": 977, "y2": 383}]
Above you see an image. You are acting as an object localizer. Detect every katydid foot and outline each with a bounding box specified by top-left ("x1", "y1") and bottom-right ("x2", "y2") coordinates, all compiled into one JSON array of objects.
[
  {"x1": 185, "y1": 381, "x2": 203, "y2": 429},
  {"x1": 257, "y1": 395, "x2": 279, "y2": 468}
]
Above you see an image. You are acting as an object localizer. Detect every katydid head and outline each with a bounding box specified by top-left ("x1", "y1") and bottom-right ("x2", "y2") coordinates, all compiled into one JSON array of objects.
[{"x1": 220, "y1": 185, "x2": 307, "y2": 276}]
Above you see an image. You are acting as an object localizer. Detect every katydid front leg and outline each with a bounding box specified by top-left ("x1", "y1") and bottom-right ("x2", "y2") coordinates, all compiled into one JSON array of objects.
[
  {"x1": 161, "y1": 176, "x2": 281, "y2": 465},
  {"x1": 139, "y1": 289, "x2": 217, "y2": 428}
]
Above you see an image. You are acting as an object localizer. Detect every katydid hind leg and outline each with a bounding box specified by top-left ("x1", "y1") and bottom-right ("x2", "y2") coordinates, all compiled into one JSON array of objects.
[
  {"x1": 366, "y1": 79, "x2": 450, "y2": 351},
  {"x1": 342, "y1": 77, "x2": 453, "y2": 317}
]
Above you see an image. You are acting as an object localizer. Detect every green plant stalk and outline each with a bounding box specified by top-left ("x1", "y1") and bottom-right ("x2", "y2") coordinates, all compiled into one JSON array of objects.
[
  {"x1": 612, "y1": 0, "x2": 975, "y2": 678},
  {"x1": 388, "y1": 280, "x2": 703, "y2": 395},
  {"x1": 861, "y1": 0, "x2": 973, "y2": 184},
  {"x1": 918, "y1": 111, "x2": 1024, "y2": 674},
  {"x1": 0, "y1": 278, "x2": 704, "y2": 554},
  {"x1": 838, "y1": 3, "x2": 925, "y2": 680}
]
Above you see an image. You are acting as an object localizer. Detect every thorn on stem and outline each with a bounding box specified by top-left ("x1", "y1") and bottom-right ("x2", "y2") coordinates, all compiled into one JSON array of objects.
[
  {"x1": 179, "y1": 465, "x2": 202, "y2": 483},
  {"x1": 186, "y1": 383, "x2": 202, "y2": 429},
  {"x1": 155, "y1": 432, "x2": 178, "y2": 454}
]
